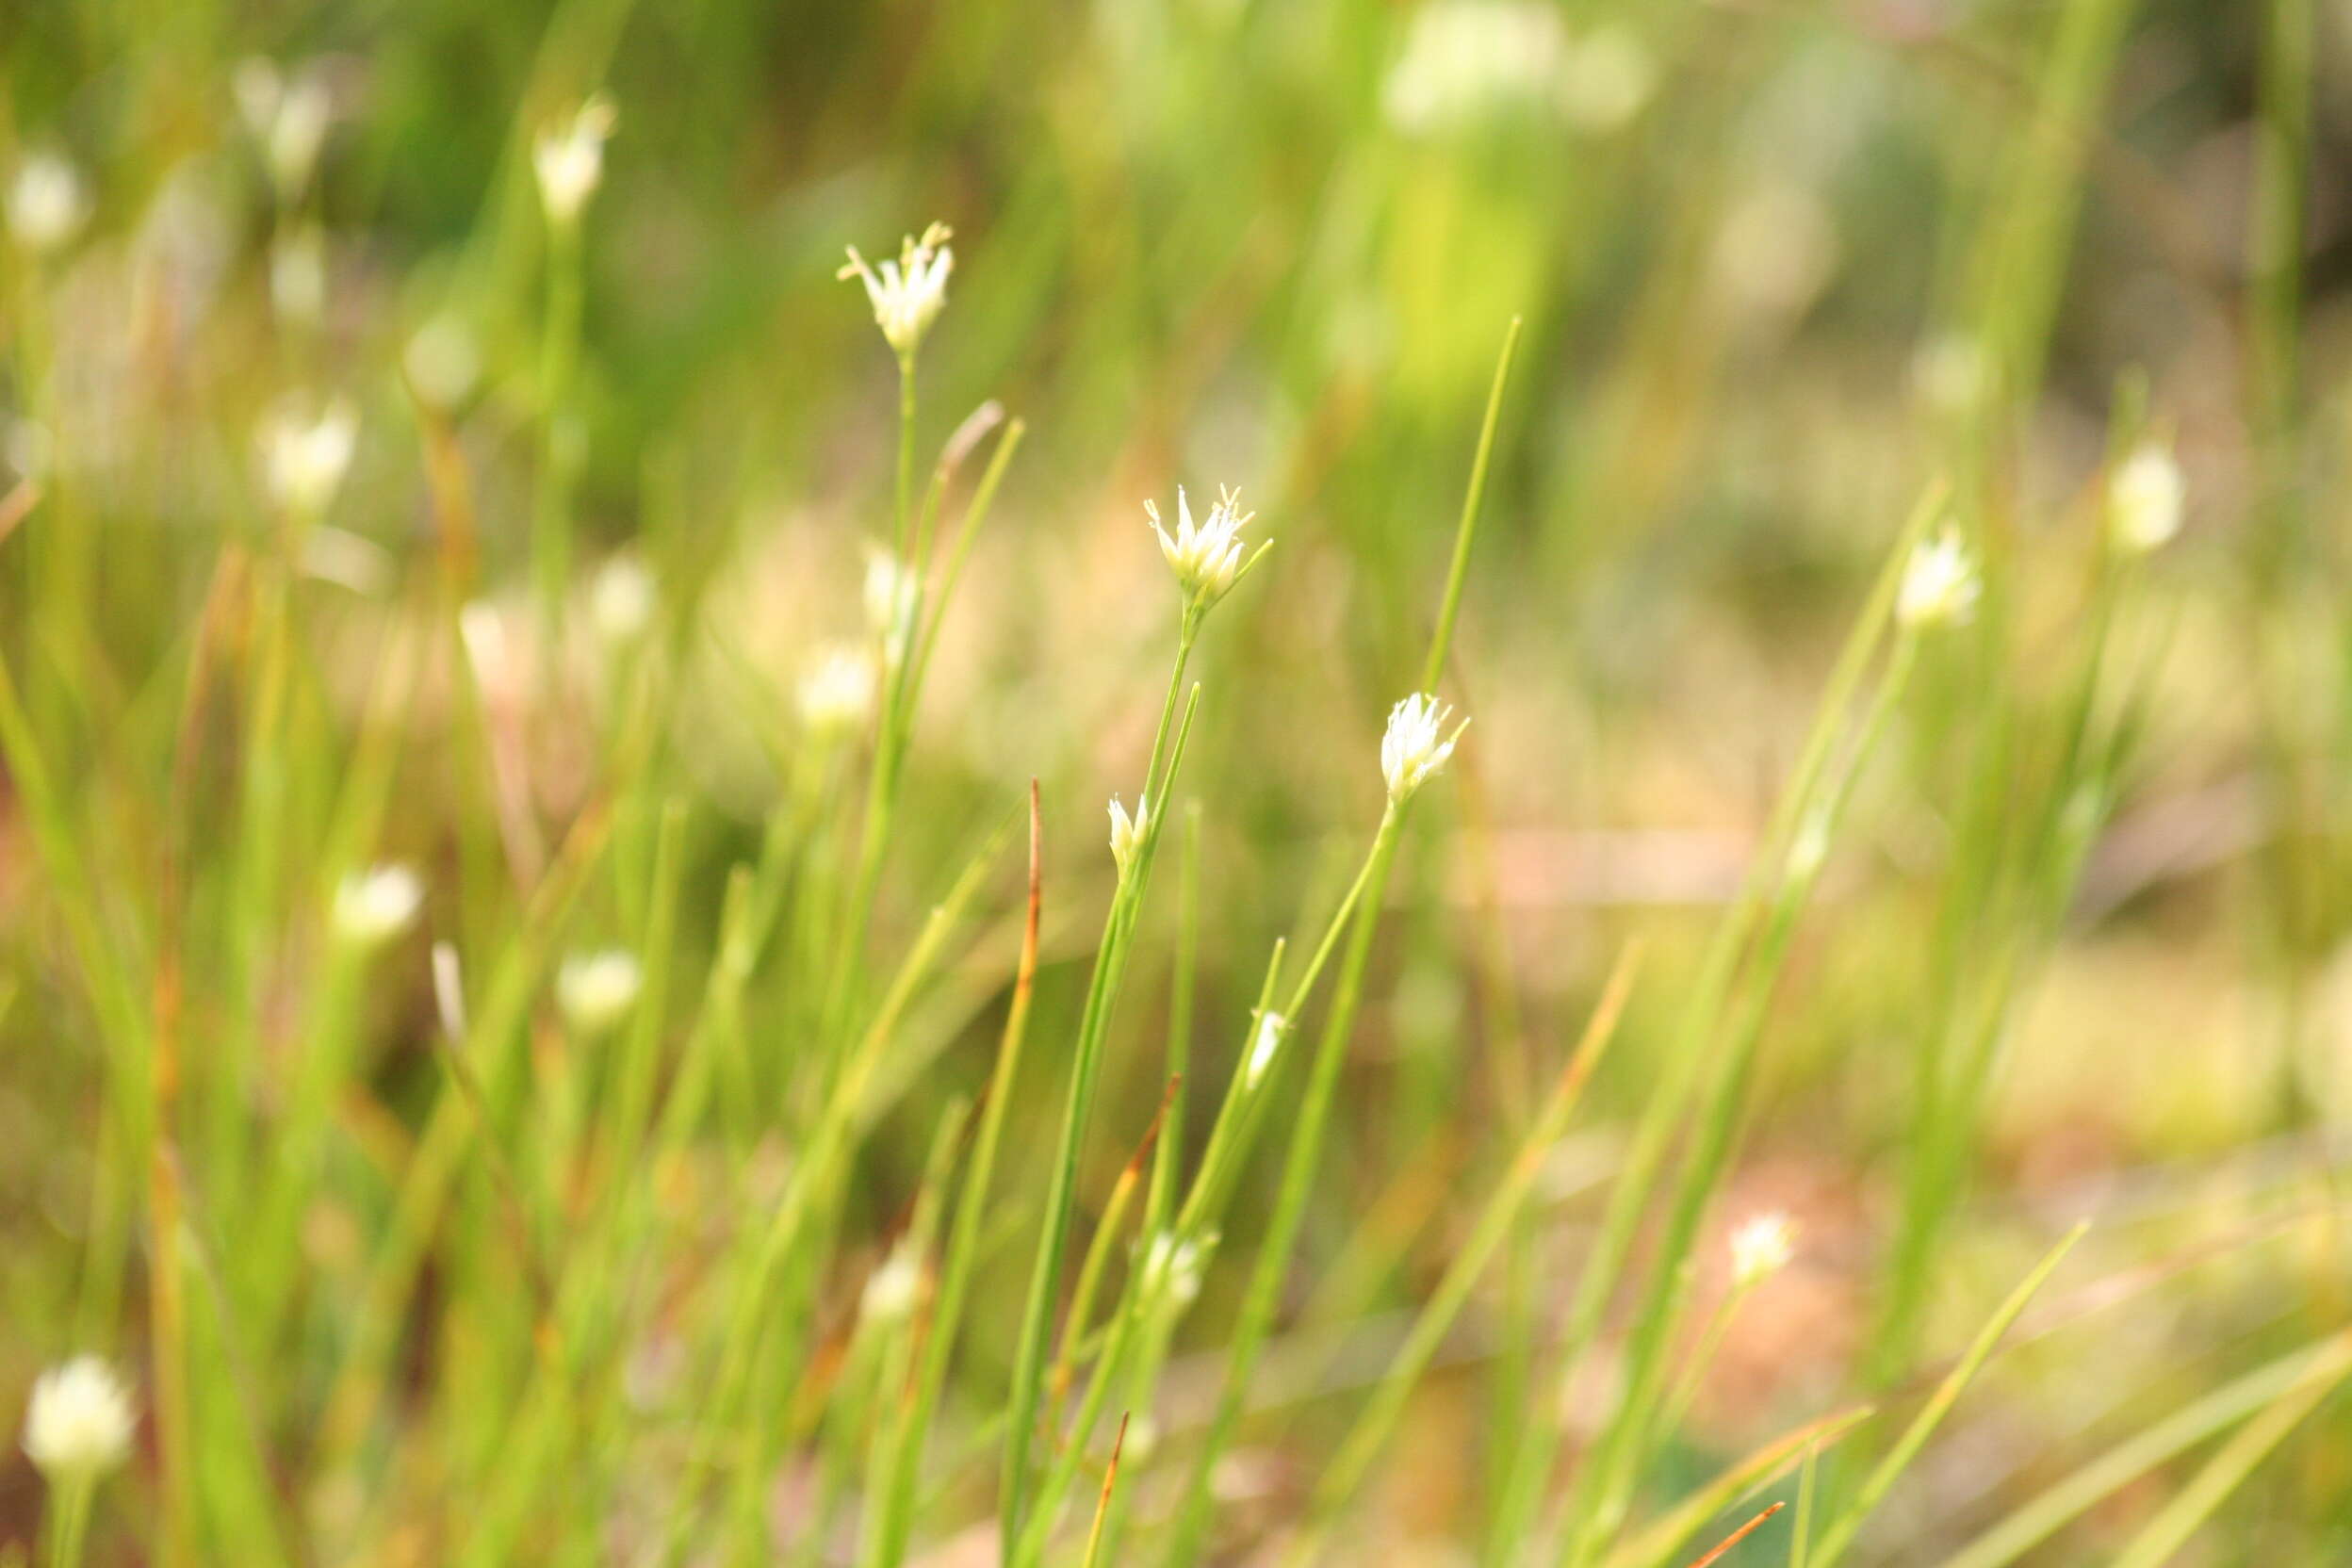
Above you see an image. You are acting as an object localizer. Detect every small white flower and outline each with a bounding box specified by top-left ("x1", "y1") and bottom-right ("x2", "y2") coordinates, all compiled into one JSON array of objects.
[
  {"x1": 590, "y1": 552, "x2": 657, "y2": 643},
  {"x1": 1729, "y1": 1212, "x2": 1797, "y2": 1289},
  {"x1": 22, "y1": 1356, "x2": 136, "y2": 1483},
  {"x1": 1137, "y1": 1230, "x2": 1213, "y2": 1310},
  {"x1": 2107, "y1": 437, "x2": 2183, "y2": 557},
  {"x1": 798, "y1": 645, "x2": 876, "y2": 734},
  {"x1": 261, "y1": 399, "x2": 358, "y2": 519},
  {"x1": 861, "y1": 1242, "x2": 923, "y2": 1326},
  {"x1": 1144, "y1": 485, "x2": 1260, "y2": 611},
  {"x1": 333, "y1": 864, "x2": 423, "y2": 947},
  {"x1": 1245, "y1": 1010, "x2": 1286, "y2": 1088},
  {"x1": 1896, "y1": 531, "x2": 1979, "y2": 630},
  {"x1": 1380, "y1": 693, "x2": 1465, "y2": 804},
  {"x1": 8, "y1": 153, "x2": 90, "y2": 254},
  {"x1": 556, "y1": 949, "x2": 642, "y2": 1034},
  {"x1": 863, "y1": 547, "x2": 918, "y2": 642},
  {"x1": 532, "y1": 96, "x2": 615, "y2": 229},
  {"x1": 838, "y1": 222, "x2": 954, "y2": 356},
  {"x1": 1108, "y1": 794, "x2": 1150, "y2": 878}
]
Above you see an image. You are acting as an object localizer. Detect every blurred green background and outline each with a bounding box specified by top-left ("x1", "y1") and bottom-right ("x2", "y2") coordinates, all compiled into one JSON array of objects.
[{"x1": 7, "y1": 0, "x2": 2352, "y2": 1559}]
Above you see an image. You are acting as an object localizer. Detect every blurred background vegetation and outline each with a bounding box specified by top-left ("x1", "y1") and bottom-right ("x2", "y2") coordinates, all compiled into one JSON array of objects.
[{"x1": 5, "y1": 0, "x2": 2352, "y2": 1560}]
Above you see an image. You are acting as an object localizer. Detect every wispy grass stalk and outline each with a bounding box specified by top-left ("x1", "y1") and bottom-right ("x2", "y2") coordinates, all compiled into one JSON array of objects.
[
  {"x1": 1489, "y1": 485, "x2": 1939, "y2": 1559},
  {"x1": 1160, "y1": 318, "x2": 1520, "y2": 1566}
]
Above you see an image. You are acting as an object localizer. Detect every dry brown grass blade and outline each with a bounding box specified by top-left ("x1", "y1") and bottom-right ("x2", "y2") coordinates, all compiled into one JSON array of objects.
[
  {"x1": 1078, "y1": 1413, "x2": 1132, "y2": 1568},
  {"x1": 1684, "y1": 1501, "x2": 1786, "y2": 1568}
]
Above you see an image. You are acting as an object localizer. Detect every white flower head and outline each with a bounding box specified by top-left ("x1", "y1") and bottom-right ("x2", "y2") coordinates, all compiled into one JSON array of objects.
[
  {"x1": 1380, "y1": 693, "x2": 1466, "y2": 804},
  {"x1": 8, "y1": 152, "x2": 90, "y2": 254},
  {"x1": 1144, "y1": 484, "x2": 1261, "y2": 611},
  {"x1": 861, "y1": 1241, "x2": 924, "y2": 1326},
  {"x1": 1897, "y1": 530, "x2": 1979, "y2": 630},
  {"x1": 590, "y1": 552, "x2": 657, "y2": 643},
  {"x1": 863, "y1": 547, "x2": 918, "y2": 643},
  {"x1": 1108, "y1": 794, "x2": 1150, "y2": 878},
  {"x1": 333, "y1": 863, "x2": 423, "y2": 948},
  {"x1": 798, "y1": 645, "x2": 876, "y2": 735},
  {"x1": 1138, "y1": 1229, "x2": 1214, "y2": 1310},
  {"x1": 838, "y1": 222, "x2": 953, "y2": 356},
  {"x1": 261, "y1": 398, "x2": 357, "y2": 519},
  {"x1": 22, "y1": 1356, "x2": 136, "y2": 1483},
  {"x1": 1245, "y1": 1010, "x2": 1286, "y2": 1089},
  {"x1": 532, "y1": 96, "x2": 615, "y2": 228},
  {"x1": 1729, "y1": 1212, "x2": 1797, "y2": 1289},
  {"x1": 556, "y1": 948, "x2": 642, "y2": 1034},
  {"x1": 2107, "y1": 436, "x2": 2183, "y2": 557}
]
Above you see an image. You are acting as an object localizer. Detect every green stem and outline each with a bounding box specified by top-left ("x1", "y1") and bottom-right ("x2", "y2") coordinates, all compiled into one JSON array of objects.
[
  {"x1": 1160, "y1": 806, "x2": 1403, "y2": 1566},
  {"x1": 1000, "y1": 629, "x2": 1200, "y2": 1552},
  {"x1": 44, "y1": 1475, "x2": 94, "y2": 1568}
]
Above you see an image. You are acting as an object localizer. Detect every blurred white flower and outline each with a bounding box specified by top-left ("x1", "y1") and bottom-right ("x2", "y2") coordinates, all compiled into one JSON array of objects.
[
  {"x1": 590, "y1": 552, "x2": 657, "y2": 643},
  {"x1": 1245, "y1": 1010, "x2": 1286, "y2": 1088},
  {"x1": 333, "y1": 863, "x2": 423, "y2": 947},
  {"x1": 798, "y1": 645, "x2": 876, "y2": 735},
  {"x1": 860, "y1": 1242, "x2": 923, "y2": 1326},
  {"x1": 261, "y1": 399, "x2": 357, "y2": 518},
  {"x1": 2107, "y1": 436, "x2": 2183, "y2": 556},
  {"x1": 1897, "y1": 530, "x2": 1979, "y2": 630},
  {"x1": 403, "y1": 315, "x2": 482, "y2": 410},
  {"x1": 22, "y1": 1356, "x2": 136, "y2": 1483},
  {"x1": 8, "y1": 153, "x2": 90, "y2": 254},
  {"x1": 1560, "y1": 25, "x2": 1654, "y2": 132},
  {"x1": 1380, "y1": 693, "x2": 1464, "y2": 804},
  {"x1": 1108, "y1": 794, "x2": 1150, "y2": 878},
  {"x1": 1729, "y1": 1212, "x2": 1797, "y2": 1289},
  {"x1": 863, "y1": 547, "x2": 918, "y2": 642},
  {"x1": 301, "y1": 525, "x2": 395, "y2": 596},
  {"x1": 1784, "y1": 806, "x2": 1832, "y2": 887},
  {"x1": 1145, "y1": 484, "x2": 1258, "y2": 611},
  {"x1": 556, "y1": 949, "x2": 642, "y2": 1034},
  {"x1": 1383, "y1": 0, "x2": 1565, "y2": 133},
  {"x1": 236, "y1": 59, "x2": 334, "y2": 198},
  {"x1": 1137, "y1": 1230, "x2": 1212, "y2": 1310},
  {"x1": 838, "y1": 222, "x2": 953, "y2": 356},
  {"x1": 532, "y1": 96, "x2": 615, "y2": 229}
]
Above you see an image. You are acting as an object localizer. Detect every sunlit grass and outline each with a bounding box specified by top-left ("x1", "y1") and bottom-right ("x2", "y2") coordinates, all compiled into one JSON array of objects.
[{"x1": 2, "y1": 0, "x2": 2347, "y2": 1563}]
